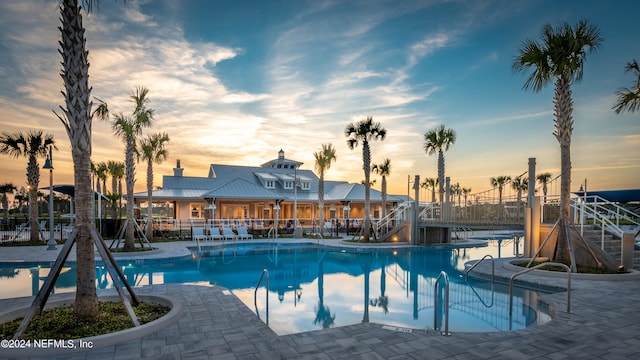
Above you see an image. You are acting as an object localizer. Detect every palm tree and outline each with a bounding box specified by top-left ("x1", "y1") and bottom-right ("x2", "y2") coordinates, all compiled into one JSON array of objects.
[
  {"x1": 95, "y1": 161, "x2": 108, "y2": 221},
  {"x1": 513, "y1": 20, "x2": 602, "y2": 264},
  {"x1": 95, "y1": 87, "x2": 154, "y2": 250},
  {"x1": 0, "y1": 131, "x2": 57, "y2": 242},
  {"x1": 138, "y1": 132, "x2": 170, "y2": 241},
  {"x1": 490, "y1": 176, "x2": 511, "y2": 220},
  {"x1": 613, "y1": 60, "x2": 640, "y2": 114},
  {"x1": 313, "y1": 143, "x2": 337, "y2": 237},
  {"x1": 511, "y1": 176, "x2": 528, "y2": 222},
  {"x1": 421, "y1": 177, "x2": 437, "y2": 203},
  {"x1": 536, "y1": 172, "x2": 552, "y2": 204},
  {"x1": 423, "y1": 125, "x2": 456, "y2": 205},
  {"x1": 49, "y1": 0, "x2": 105, "y2": 320},
  {"x1": 372, "y1": 158, "x2": 391, "y2": 219},
  {"x1": 345, "y1": 116, "x2": 386, "y2": 242},
  {"x1": 105, "y1": 160, "x2": 124, "y2": 220},
  {"x1": 462, "y1": 187, "x2": 471, "y2": 218},
  {"x1": 0, "y1": 183, "x2": 17, "y2": 225}
]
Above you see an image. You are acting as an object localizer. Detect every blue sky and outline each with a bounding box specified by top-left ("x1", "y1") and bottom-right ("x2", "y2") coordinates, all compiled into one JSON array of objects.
[{"x1": 0, "y1": 0, "x2": 638, "y2": 199}]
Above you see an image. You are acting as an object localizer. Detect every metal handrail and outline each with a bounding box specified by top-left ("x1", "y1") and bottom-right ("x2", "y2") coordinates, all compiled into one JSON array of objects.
[
  {"x1": 254, "y1": 269, "x2": 269, "y2": 325},
  {"x1": 509, "y1": 262, "x2": 571, "y2": 329},
  {"x1": 465, "y1": 254, "x2": 494, "y2": 283},
  {"x1": 433, "y1": 271, "x2": 450, "y2": 336}
]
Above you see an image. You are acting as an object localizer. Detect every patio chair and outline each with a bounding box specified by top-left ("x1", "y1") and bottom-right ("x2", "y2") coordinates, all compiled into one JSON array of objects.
[
  {"x1": 192, "y1": 227, "x2": 209, "y2": 243},
  {"x1": 236, "y1": 225, "x2": 253, "y2": 240},
  {"x1": 208, "y1": 226, "x2": 223, "y2": 241},
  {"x1": 221, "y1": 227, "x2": 237, "y2": 241}
]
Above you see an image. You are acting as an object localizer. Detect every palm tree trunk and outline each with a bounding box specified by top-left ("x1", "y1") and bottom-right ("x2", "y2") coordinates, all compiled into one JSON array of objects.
[
  {"x1": 438, "y1": 150, "x2": 445, "y2": 204},
  {"x1": 381, "y1": 176, "x2": 387, "y2": 219},
  {"x1": 124, "y1": 140, "x2": 136, "y2": 250},
  {"x1": 554, "y1": 75, "x2": 574, "y2": 263},
  {"x1": 146, "y1": 159, "x2": 153, "y2": 241},
  {"x1": 59, "y1": 0, "x2": 99, "y2": 320},
  {"x1": 27, "y1": 155, "x2": 40, "y2": 242},
  {"x1": 362, "y1": 141, "x2": 371, "y2": 242},
  {"x1": 318, "y1": 171, "x2": 325, "y2": 237}
]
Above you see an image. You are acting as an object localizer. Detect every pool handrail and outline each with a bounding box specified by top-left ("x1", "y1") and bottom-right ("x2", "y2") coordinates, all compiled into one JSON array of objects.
[
  {"x1": 254, "y1": 268, "x2": 269, "y2": 325},
  {"x1": 509, "y1": 262, "x2": 571, "y2": 329},
  {"x1": 465, "y1": 254, "x2": 494, "y2": 283},
  {"x1": 433, "y1": 271, "x2": 450, "y2": 336}
]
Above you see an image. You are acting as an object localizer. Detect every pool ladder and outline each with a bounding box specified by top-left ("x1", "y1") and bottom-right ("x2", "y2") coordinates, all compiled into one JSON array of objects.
[{"x1": 254, "y1": 269, "x2": 269, "y2": 325}]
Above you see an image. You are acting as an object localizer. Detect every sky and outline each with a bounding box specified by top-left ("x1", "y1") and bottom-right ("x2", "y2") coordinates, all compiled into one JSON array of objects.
[{"x1": 0, "y1": 0, "x2": 638, "y2": 200}]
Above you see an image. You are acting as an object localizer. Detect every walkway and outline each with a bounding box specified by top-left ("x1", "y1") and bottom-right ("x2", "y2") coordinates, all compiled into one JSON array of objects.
[{"x1": 1, "y1": 238, "x2": 640, "y2": 359}]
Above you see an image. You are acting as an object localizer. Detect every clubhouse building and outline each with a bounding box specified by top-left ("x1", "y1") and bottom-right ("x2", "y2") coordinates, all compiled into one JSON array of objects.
[{"x1": 133, "y1": 149, "x2": 408, "y2": 230}]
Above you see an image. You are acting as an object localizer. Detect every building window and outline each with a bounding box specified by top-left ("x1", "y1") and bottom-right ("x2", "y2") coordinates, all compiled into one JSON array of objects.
[
  {"x1": 301, "y1": 182, "x2": 310, "y2": 190},
  {"x1": 265, "y1": 180, "x2": 275, "y2": 189},
  {"x1": 190, "y1": 203, "x2": 203, "y2": 219},
  {"x1": 283, "y1": 181, "x2": 293, "y2": 189}
]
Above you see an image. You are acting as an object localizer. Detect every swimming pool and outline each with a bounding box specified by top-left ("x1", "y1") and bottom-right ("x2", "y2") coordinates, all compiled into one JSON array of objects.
[{"x1": 0, "y1": 237, "x2": 553, "y2": 335}]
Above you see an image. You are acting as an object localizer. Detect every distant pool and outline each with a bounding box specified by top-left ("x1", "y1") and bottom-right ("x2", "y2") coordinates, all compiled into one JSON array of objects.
[{"x1": 0, "y1": 237, "x2": 553, "y2": 335}]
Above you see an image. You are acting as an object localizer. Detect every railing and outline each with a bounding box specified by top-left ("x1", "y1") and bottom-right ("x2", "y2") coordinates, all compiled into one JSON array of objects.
[
  {"x1": 254, "y1": 269, "x2": 269, "y2": 324},
  {"x1": 465, "y1": 255, "x2": 494, "y2": 283},
  {"x1": 509, "y1": 262, "x2": 571, "y2": 330},
  {"x1": 572, "y1": 195, "x2": 640, "y2": 243},
  {"x1": 374, "y1": 201, "x2": 413, "y2": 240},
  {"x1": 433, "y1": 271, "x2": 450, "y2": 336}
]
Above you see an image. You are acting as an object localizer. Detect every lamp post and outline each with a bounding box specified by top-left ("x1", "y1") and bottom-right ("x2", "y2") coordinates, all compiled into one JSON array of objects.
[{"x1": 42, "y1": 146, "x2": 56, "y2": 250}]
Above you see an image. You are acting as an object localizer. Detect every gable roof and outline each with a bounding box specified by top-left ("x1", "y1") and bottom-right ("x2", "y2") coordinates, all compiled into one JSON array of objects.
[{"x1": 134, "y1": 162, "x2": 410, "y2": 203}]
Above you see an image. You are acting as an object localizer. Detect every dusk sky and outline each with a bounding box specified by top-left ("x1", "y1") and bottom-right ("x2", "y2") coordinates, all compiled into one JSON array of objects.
[{"x1": 0, "y1": 0, "x2": 638, "y2": 200}]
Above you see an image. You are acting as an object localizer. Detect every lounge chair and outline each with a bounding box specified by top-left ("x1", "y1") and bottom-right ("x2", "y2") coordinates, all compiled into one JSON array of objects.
[
  {"x1": 208, "y1": 226, "x2": 223, "y2": 241},
  {"x1": 243, "y1": 218, "x2": 252, "y2": 228},
  {"x1": 192, "y1": 227, "x2": 208, "y2": 242},
  {"x1": 221, "y1": 227, "x2": 237, "y2": 241},
  {"x1": 236, "y1": 225, "x2": 253, "y2": 240}
]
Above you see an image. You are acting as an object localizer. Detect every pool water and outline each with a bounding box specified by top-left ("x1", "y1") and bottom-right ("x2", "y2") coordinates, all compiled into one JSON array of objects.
[{"x1": 0, "y1": 237, "x2": 553, "y2": 335}]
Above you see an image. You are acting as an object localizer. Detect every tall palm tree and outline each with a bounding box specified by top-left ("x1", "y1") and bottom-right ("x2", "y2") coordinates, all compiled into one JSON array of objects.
[
  {"x1": 49, "y1": 0, "x2": 106, "y2": 320},
  {"x1": 421, "y1": 177, "x2": 437, "y2": 203},
  {"x1": 490, "y1": 176, "x2": 511, "y2": 220},
  {"x1": 536, "y1": 172, "x2": 552, "y2": 204},
  {"x1": 0, "y1": 131, "x2": 57, "y2": 242},
  {"x1": 313, "y1": 143, "x2": 337, "y2": 237},
  {"x1": 138, "y1": 132, "x2": 170, "y2": 241},
  {"x1": 513, "y1": 20, "x2": 602, "y2": 264},
  {"x1": 423, "y1": 125, "x2": 456, "y2": 205},
  {"x1": 372, "y1": 158, "x2": 391, "y2": 219},
  {"x1": 613, "y1": 60, "x2": 640, "y2": 114},
  {"x1": 105, "y1": 160, "x2": 124, "y2": 220},
  {"x1": 95, "y1": 87, "x2": 154, "y2": 250},
  {"x1": 0, "y1": 183, "x2": 17, "y2": 225},
  {"x1": 345, "y1": 116, "x2": 386, "y2": 242},
  {"x1": 95, "y1": 161, "x2": 108, "y2": 221},
  {"x1": 462, "y1": 187, "x2": 471, "y2": 218},
  {"x1": 511, "y1": 176, "x2": 528, "y2": 222}
]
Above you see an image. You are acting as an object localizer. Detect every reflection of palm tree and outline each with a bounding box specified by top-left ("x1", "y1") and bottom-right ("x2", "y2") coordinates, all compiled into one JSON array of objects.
[
  {"x1": 357, "y1": 252, "x2": 376, "y2": 323},
  {"x1": 0, "y1": 268, "x2": 19, "y2": 279},
  {"x1": 370, "y1": 260, "x2": 389, "y2": 314},
  {"x1": 313, "y1": 258, "x2": 335, "y2": 329}
]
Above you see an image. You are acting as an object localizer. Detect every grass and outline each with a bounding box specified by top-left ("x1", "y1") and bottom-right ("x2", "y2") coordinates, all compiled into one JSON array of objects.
[{"x1": 0, "y1": 301, "x2": 170, "y2": 340}]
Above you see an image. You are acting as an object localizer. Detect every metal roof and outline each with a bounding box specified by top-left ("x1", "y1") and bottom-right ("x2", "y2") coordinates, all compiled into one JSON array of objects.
[
  {"x1": 134, "y1": 162, "x2": 410, "y2": 203},
  {"x1": 573, "y1": 189, "x2": 640, "y2": 203}
]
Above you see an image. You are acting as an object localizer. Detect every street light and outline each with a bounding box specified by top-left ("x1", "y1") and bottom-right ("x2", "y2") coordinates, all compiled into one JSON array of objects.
[{"x1": 42, "y1": 146, "x2": 56, "y2": 250}]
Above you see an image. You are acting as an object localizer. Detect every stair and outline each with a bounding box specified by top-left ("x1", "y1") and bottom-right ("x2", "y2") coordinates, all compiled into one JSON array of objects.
[{"x1": 580, "y1": 225, "x2": 640, "y2": 270}]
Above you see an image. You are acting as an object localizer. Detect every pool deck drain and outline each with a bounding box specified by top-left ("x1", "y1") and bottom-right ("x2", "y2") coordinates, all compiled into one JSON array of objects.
[{"x1": 1, "y1": 237, "x2": 640, "y2": 359}]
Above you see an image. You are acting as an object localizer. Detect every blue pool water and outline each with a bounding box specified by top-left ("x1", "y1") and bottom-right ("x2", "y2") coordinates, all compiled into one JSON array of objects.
[{"x1": 0, "y1": 238, "x2": 553, "y2": 335}]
